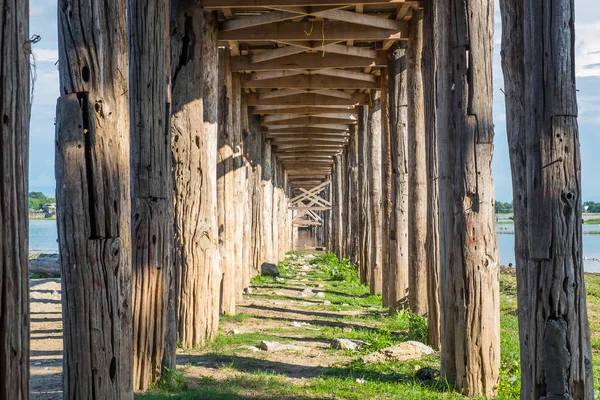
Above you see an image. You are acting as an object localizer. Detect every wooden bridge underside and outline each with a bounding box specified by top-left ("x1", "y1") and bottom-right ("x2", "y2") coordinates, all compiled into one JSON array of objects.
[{"x1": 203, "y1": 0, "x2": 420, "y2": 195}]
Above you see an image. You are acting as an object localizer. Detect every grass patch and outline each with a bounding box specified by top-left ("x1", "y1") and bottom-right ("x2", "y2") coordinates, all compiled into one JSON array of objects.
[{"x1": 584, "y1": 218, "x2": 600, "y2": 225}]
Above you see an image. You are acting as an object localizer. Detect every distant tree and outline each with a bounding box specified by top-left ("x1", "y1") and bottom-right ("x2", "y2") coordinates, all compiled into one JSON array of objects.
[
  {"x1": 494, "y1": 201, "x2": 514, "y2": 214},
  {"x1": 583, "y1": 201, "x2": 600, "y2": 213},
  {"x1": 28, "y1": 192, "x2": 48, "y2": 210}
]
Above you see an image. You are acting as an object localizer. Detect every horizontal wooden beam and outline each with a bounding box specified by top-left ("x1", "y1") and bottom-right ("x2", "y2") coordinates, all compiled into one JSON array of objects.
[
  {"x1": 247, "y1": 93, "x2": 369, "y2": 106},
  {"x1": 265, "y1": 126, "x2": 349, "y2": 133},
  {"x1": 232, "y1": 52, "x2": 388, "y2": 71},
  {"x1": 242, "y1": 75, "x2": 380, "y2": 89},
  {"x1": 264, "y1": 113, "x2": 355, "y2": 122},
  {"x1": 220, "y1": 20, "x2": 405, "y2": 42},
  {"x1": 263, "y1": 117, "x2": 356, "y2": 126},
  {"x1": 201, "y1": 1, "x2": 412, "y2": 8},
  {"x1": 289, "y1": 206, "x2": 332, "y2": 211},
  {"x1": 252, "y1": 106, "x2": 357, "y2": 115}
]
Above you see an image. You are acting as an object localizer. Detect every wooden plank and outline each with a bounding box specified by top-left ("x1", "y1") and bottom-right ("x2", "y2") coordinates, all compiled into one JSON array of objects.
[
  {"x1": 289, "y1": 206, "x2": 332, "y2": 211},
  {"x1": 242, "y1": 75, "x2": 380, "y2": 89},
  {"x1": 313, "y1": 9, "x2": 401, "y2": 30},
  {"x1": 255, "y1": 106, "x2": 356, "y2": 115},
  {"x1": 247, "y1": 70, "x2": 306, "y2": 80},
  {"x1": 251, "y1": 45, "x2": 306, "y2": 63},
  {"x1": 264, "y1": 113, "x2": 355, "y2": 122},
  {"x1": 232, "y1": 52, "x2": 388, "y2": 71},
  {"x1": 201, "y1": 0, "x2": 411, "y2": 7},
  {"x1": 265, "y1": 126, "x2": 349, "y2": 133},
  {"x1": 314, "y1": 68, "x2": 377, "y2": 82},
  {"x1": 222, "y1": 11, "x2": 299, "y2": 31},
  {"x1": 263, "y1": 116, "x2": 356, "y2": 126},
  {"x1": 247, "y1": 92, "x2": 369, "y2": 106}
]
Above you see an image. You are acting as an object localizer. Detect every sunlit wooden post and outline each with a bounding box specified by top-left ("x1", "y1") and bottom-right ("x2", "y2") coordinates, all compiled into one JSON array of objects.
[{"x1": 56, "y1": 0, "x2": 132, "y2": 397}]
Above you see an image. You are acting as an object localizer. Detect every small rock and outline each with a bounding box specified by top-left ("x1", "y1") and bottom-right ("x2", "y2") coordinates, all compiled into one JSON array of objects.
[
  {"x1": 258, "y1": 341, "x2": 305, "y2": 352},
  {"x1": 323, "y1": 300, "x2": 332, "y2": 305},
  {"x1": 243, "y1": 287, "x2": 253, "y2": 295},
  {"x1": 414, "y1": 365, "x2": 421, "y2": 372},
  {"x1": 356, "y1": 378, "x2": 365, "y2": 384},
  {"x1": 33, "y1": 362, "x2": 42, "y2": 366},
  {"x1": 508, "y1": 376, "x2": 518, "y2": 385},
  {"x1": 52, "y1": 290, "x2": 59, "y2": 296},
  {"x1": 261, "y1": 262, "x2": 279, "y2": 276},
  {"x1": 228, "y1": 329, "x2": 242, "y2": 335},
  {"x1": 416, "y1": 367, "x2": 439, "y2": 383},
  {"x1": 342, "y1": 303, "x2": 350, "y2": 306},
  {"x1": 272, "y1": 301, "x2": 283, "y2": 305},
  {"x1": 240, "y1": 345, "x2": 260, "y2": 353},
  {"x1": 302, "y1": 288, "x2": 313, "y2": 293},
  {"x1": 316, "y1": 292, "x2": 325, "y2": 298},
  {"x1": 362, "y1": 341, "x2": 435, "y2": 364},
  {"x1": 342, "y1": 327, "x2": 352, "y2": 333},
  {"x1": 291, "y1": 321, "x2": 311, "y2": 327},
  {"x1": 275, "y1": 277, "x2": 285, "y2": 282},
  {"x1": 331, "y1": 338, "x2": 370, "y2": 351}
]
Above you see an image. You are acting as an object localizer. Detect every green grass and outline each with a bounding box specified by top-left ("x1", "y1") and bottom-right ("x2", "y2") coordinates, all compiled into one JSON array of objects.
[
  {"x1": 137, "y1": 253, "x2": 600, "y2": 400},
  {"x1": 584, "y1": 218, "x2": 600, "y2": 225}
]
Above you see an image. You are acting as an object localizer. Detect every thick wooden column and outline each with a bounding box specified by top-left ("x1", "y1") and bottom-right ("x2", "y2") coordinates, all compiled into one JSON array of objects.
[
  {"x1": 422, "y1": 0, "x2": 441, "y2": 350},
  {"x1": 407, "y1": 11, "x2": 428, "y2": 316},
  {"x1": 346, "y1": 125, "x2": 359, "y2": 263},
  {"x1": 437, "y1": 0, "x2": 500, "y2": 395},
  {"x1": 56, "y1": 0, "x2": 132, "y2": 397},
  {"x1": 381, "y1": 69, "x2": 392, "y2": 307},
  {"x1": 129, "y1": 0, "x2": 171, "y2": 390},
  {"x1": 388, "y1": 47, "x2": 409, "y2": 309},
  {"x1": 501, "y1": 0, "x2": 595, "y2": 397},
  {"x1": 368, "y1": 92, "x2": 383, "y2": 294},
  {"x1": 232, "y1": 72, "x2": 245, "y2": 299},
  {"x1": 271, "y1": 155, "x2": 280, "y2": 262},
  {"x1": 217, "y1": 48, "x2": 236, "y2": 315},
  {"x1": 1, "y1": 2, "x2": 30, "y2": 398},
  {"x1": 335, "y1": 155, "x2": 344, "y2": 258},
  {"x1": 357, "y1": 106, "x2": 371, "y2": 285},
  {"x1": 261, "y1": 139, "x2": 274, "y2": 267}
]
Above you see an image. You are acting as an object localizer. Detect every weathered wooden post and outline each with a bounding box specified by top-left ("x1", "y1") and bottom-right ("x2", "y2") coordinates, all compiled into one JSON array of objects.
[
  {"x1": 129, "y1": 0, "x2": 172, "y2": 390},
  {"x1": 1, "y1": 2, "x2": 30, "y2": 398},
  {"x1": 381, "y1": 69, "x2": 392, "y2": 306},
  {"x1": 358, "y1": 106, "x2": 371, "y2": 285},
  {"x1": 501, "y1": 0, "x2": 595, "y2": 397},
  {"x1": 422, "y1": 0, "x2": 441, "y2": 350},
  {"x1": 261, "y1": 139, "x2": 274, "y2": 267},
  {"x1": 218, "y1": 48, "x2": 236, "y2": 315},
  {"x1": 437, "y1": 0, "x2": 500, "y2": 395},
  {"x1": 388, "y1": 46, "x2": 409, "y2": 309},
  {"x1": 368, "y1": 95, "x2": 383, "y2": 294},
  {"x1": 407, "y1": 10, "x2": 428, "y2": 316},
  {"x1": 334, "y1": 155, "x2": 344, "y2": 258},
  {"x1": 170, "y1": 3, "x2": 222, "y2": 350},
  {"x1": 56, "y1": 0, "x2": 132, "y2": 397},
  {"x1": 346, "y1": 125, "x2": 359, "y2": 263}
]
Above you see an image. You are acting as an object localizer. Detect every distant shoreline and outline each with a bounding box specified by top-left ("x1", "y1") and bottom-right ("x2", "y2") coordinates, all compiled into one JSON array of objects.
[{"x1": 29, "y1": 217, "x2": 56, "y2": 221}]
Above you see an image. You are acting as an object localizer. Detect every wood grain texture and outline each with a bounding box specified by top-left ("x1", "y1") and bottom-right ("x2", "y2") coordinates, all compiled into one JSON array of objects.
[
  {"x1": 381, "y1": 68, "x2": 392, "y2": 307},
  {"x1": 56, "y1": 0, "x2": 132, "y2": 397},
  {"x1": 357, "y1": 106, "x2": 371, "y2": 285},
  {"x1": 407, "y1": 11, "x2": 428, "y2": 316},
  {"x1": 422, "y1": 0, "x2": 441, "y2": 350},
  {"x1": 346, "y1": 125, "x2": 359, "y2": 263},
  {"x1": 388, "y1": 47, "x2": 409, "y2": 310},
  {"x1": 128, "y1": 0, "x2": 172, "y2": 390},
  {"x1": 368, "y1": 92, "x2": 383, "y2": 294},
  {"x1": 438, "y1": 0, "x2": 500, "y2": 395},
  {"x1": 509, "y1": 0, "x2": 594, "y2": 397},
  {"x1": 0, "y1": 1, "x2": 30, "y2": 398}
]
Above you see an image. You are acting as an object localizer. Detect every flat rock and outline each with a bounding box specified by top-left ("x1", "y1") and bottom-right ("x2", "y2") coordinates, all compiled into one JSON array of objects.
[
  {"x1": 323, "y1": 300, "x2": 332, "y2": 305},
  {"x1": 331, "y1": 338, "x2": 370, "y2": 351},
  {"x1": 362, "y1": 341, "x2": 435, "y2": 364},
  {"x1": 316, "y1": 292, "x2": 325, "y2": 298},
  {"x1": 261, "y1": 262, "x2": 279, "y2": 276},
  {"x1": 228, "y1": 329, "x2": 242, "y2": 335},
  {"x1": 239, "y1": 345, "x2": 260, "y2": 353},
  {"x1": 258, "y1": 341, "x2": 305, "y2": 352}
]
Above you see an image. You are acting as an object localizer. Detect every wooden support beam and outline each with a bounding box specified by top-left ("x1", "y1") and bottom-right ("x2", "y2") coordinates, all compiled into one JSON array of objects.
[
  {"x1": 265, "y1": 126, "x2": 349, "y2": 133},
  {"x1": 222, "y1": 11, "x2": 300, "y2": 31},
  {"x1": 262, "y1": 116, "x2": 356, "y2": 126},
  {"x1": 312, "y1": 9, "x2": 401, "y2": 30},
  {"x1": 232, "y1": 52, "x2": 388, "y2": 71},
  {"x1": 201, "y1": 0, "x2": 414, "y2": 7},
  {"x1": 289, "y1": 206, "x2": 332, "y2": 211},
  {"x1": 314, "y1": 68, "x2": 377, "y2": 82},
  {"x1": 264, "y1": 113, "x2": 355, "y2": 122},
  {"x1": 242, "y1": 75, "x2": 380, "y2": 89},
  {"x1": 253, "y1": 106, "x2": 356, "y2": 115},
  {"x1": 247, "y1": 93, "x2": 369, "y2": 106}
]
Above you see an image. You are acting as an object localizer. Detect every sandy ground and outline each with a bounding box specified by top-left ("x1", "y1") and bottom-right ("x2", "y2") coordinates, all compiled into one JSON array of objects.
[{"x1": 29, "y1": 279, "x2": 63, "y2": 399}]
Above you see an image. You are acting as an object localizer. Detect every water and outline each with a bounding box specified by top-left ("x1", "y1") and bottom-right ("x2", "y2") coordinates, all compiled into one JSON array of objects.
[
  {"x1": 29, "y1": 219, "x2": 58, "y2": 253},
  {"x1": 30, "y1": 218, "x2": 600, "y2": 272}
]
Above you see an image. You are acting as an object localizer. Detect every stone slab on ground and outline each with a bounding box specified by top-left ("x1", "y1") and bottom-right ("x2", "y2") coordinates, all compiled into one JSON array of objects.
[
  {"x1": 362, "y1": 341, "x2": 435, "y2": 363},
  {"x1": 258, "y1": 340, "x2": 306, "y2": 352}
]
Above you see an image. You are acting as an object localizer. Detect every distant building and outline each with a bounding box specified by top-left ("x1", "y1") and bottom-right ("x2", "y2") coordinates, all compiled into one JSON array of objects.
[{"x1": 42, "y1": 203, "x2": 56, "y2": 218}]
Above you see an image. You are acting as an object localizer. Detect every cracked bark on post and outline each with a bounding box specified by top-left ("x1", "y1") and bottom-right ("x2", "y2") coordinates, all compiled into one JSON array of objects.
[
  {"x1": 381, "y1": 68, "x2": 393, "y2": 307},
  {"x1": 438, "y1": 0, "x2": 500, "y2": 396},
  {"x1": 407, "y1": 10, "x2": 428, "y2": 316},
  {"x1": 357, "y1": 106, "x2": 371, "y2": 285},
  {"x1": 129, "y1": 0, "x2": 172, "y2": 390},
  {"x1": 422, "y1": 0, "x2": 441, "y2": 350},
  {"x1": 501, "y1": 0, "x2": 594, "y2": 397},
  {"x1": 1, "y1": 1, "x2": 30, "y2": 399},
  {"x1": 346, "y1": 125, "x2": 359, "y2": 263},
  {"x1": 368, "y1": 91, "x2": 383, "y2": 295},
  {"x1": 388, "y1": 46, "x2": 409, "y2": 310},
  {"x1": 56, "y1": 0, "x2": 132, "y2": 397}
]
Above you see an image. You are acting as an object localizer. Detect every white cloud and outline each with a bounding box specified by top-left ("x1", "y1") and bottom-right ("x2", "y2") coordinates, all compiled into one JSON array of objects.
[
  {"x1": 575, "y1": 22, "x2": 600, "y2": 77},
  {"x1": 33, "y1": 48, "x2": 58, "y2": 63}
]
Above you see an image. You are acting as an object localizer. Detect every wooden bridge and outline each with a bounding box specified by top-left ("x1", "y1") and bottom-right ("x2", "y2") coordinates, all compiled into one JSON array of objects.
[{"x1": 0, "y1": 0, "x2": 592, "y2": 399}]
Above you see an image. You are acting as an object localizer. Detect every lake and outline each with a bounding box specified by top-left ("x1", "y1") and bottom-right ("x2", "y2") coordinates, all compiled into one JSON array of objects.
[{"x1": 30, "y1": 218, "x2": 600, "y2": 272}]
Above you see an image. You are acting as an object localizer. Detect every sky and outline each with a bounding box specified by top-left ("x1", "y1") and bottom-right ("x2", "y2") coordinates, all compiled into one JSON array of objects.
[{"x1": 28, "y1": 1, "x2": 600, "y2": 202}]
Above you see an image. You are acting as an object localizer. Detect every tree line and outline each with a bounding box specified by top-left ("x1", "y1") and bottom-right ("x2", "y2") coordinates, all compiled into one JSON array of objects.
[
  {"x1": 495, "y1": 200, "x2": 599, "y2": 214},
  {"x1": 28, "y1": 192, "x2": 56, "y2": 210}
]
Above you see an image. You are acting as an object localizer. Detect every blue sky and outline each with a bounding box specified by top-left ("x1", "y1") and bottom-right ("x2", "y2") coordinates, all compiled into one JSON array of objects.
[{"x1": 29, "y1": 1, "x2": 600, "y2": 202}]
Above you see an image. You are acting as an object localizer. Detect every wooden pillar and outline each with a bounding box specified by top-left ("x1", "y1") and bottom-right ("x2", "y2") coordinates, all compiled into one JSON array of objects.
[
  {"x1": 437, "y1": 0, "x2": 500, "y2": 395},
  {"x1": 357, "y1": 106, "x2": 371, "y2": 285},
  {"x1": 272, "y1": 155, "x2": 280, "y2": 262},
  {"x1": 217, "y1": 48, "x2": 236, "y2": 315},
  {"x1": 407, "y1": 11, "x2": 428, "y2": 316},
  {"x1": 335, "y1": 155, "x2": 344, "y2": 258},
  {"x1": 368, "y1": 93, "x2": 383, "y2": 294},
  {"x1": 232, "y1": 71, "x2": 245, "y2": 300},
  {"x1": 129, "y1": 0, "x2": 171, "y2": 390},
  {"x1": 388, "y1": 46, "x2": 409, "y2": 309},
  {"x1": 501, "y1": 0, "x2": 595, "y2": 397},
  {"x1": 261, "y1": 139, "x2": 274, "y2": 267},
  {"x1": 381, "y1": 68, "x2": 392, "y2": 307},
  {"x1": 1, "y1": 1, "x2": 30, "y2": 398},
  {"x1": 422, "y1": 0, "x2": 441, "y2": 350},
  {"x1": 346, "y1": 125, "x2": 359, "y2": 263},
  {"x1": 56, "y1": 0, "x2": 132, "y2": 397}
]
